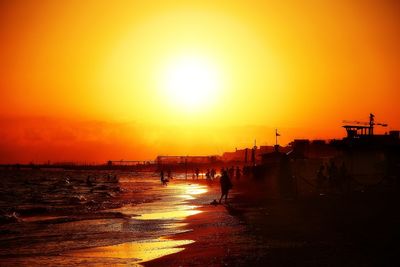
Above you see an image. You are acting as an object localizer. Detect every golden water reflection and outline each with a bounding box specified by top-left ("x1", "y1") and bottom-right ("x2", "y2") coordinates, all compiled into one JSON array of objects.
[
  {"x1": 137, "y1": 207, "x2": 202, "y2": 220},
  {"x1": 71, "y1": 182, "x2": 207, "y2": 264},
  {"x1": 177, "y1": 194, "x2": 195, "y2": 200},
  {"x1": 136, "y1": 183, "x2": 208, "y2": 220},
  {"x1": 70, "y1": 238, "x2": 194, "y2": 264},
  {"x1": 185, "y1": 186, "x2": 208, "y2": 195}
]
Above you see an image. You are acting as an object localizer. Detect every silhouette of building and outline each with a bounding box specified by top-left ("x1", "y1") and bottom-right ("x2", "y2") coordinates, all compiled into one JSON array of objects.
[
  {"x1": 156, "y1": 155, "x2": 221, "y2": 165},
  {"x1": 256, "y1": 114, "x2": 400, "y2": 197}
]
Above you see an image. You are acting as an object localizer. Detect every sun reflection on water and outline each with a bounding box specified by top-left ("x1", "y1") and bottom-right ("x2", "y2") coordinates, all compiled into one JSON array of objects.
[
  {"x1": 70, "y1": 237, "x2": 194, "y2": 264},
  {"x1": 177, "y1": 194, "x2": 195, "y2": 200},
  {"x1": 70, "y1": 182, "x2": 208, "y2": 265},
  {"x1": 135, "y1": 183, "x2": 208, "y2": 220},
  {"x1": 184, "y1": 184, "x2": 208, "y2": 195},
  {"x1": 137, "y1": 207, "x2": 201, "y2": 220}
]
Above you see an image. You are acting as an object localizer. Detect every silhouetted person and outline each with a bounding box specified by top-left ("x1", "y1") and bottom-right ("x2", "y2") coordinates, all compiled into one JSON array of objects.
[
  {"x1": 243, "y1": 166, "x2": 250, "y2": 177},
  {"x1": 210, "y1": 168, "x2": 216, "y2": 180},
  {"x1": 107, "y1": 173, "x2": 117, "y2": 182},
  {"x1": 219, "y1": 170, "x2": 232, "y2": 203},
  {"x1": 195, "y1": 168, "x2": 200, "y2": 179},
  {"x1": 86, "y1": 175, "x2": 93, "y2": 187},
  {"x1": 235, "y1": 166, "x2": 241, "y2": 180},
  {"x1": 160, "y1": 170, "x2": 168, "y2": 185},
  {"x1": 230, "y1": 166, "x2": 235, "y2": 180},
  {"x1": 206, "y1": 169, "x2": 211, "y2": 182}
]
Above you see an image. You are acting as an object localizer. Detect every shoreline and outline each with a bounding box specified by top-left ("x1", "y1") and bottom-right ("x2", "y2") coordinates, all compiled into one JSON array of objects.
[{"x1": 144, "y1": 180, "x2": 252, "y2": 266}]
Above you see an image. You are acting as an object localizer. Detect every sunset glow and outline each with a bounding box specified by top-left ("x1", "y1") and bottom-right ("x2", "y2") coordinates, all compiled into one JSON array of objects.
[
  {"x1": 1, "y1": 2, "x2": 400, "y2": 265},
  {"x1": 0, "y1": 0, "x2": 399, "y2": 163}
]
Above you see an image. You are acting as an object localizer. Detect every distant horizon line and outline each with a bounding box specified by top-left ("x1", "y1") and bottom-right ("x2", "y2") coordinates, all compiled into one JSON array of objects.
[{"x1": 0, "y1": 138, "x2": 333, "y2": 165}]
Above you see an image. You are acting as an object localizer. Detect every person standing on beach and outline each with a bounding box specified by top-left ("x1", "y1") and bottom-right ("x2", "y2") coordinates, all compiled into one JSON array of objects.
[
  {"x1": 235, "y1": 166, "x2": 241, "y2": 181},
  {"x1": 206, "y1": 169, "x2": 211, "y2": 182},
  {"x1": 160, "y1": 170, "x2": 167, "y2": 185},
  {"x1": 210, "y1": 168, "x2": 216, "y2": 181},
  {"x1": 219, "y1": 170, "x2": 233, "y2": 203},
  {"x1": 228, "y1": 166, "x2": 235, "y2": 180}
]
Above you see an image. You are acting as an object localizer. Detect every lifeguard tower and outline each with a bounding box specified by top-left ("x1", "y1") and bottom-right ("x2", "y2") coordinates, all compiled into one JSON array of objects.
[{"x1": 342, "y1": 113, "x2": 387, "y2": 139}]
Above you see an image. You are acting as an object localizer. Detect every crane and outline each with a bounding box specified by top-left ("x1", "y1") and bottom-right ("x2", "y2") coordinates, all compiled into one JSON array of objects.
[{"x1": 342, "y1": 113, "x2": 387, "y2": 136}]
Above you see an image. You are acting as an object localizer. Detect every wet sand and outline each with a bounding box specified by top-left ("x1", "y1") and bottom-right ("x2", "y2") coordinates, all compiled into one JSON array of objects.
[{"x1": 144, "y1": 193, "x2": 254, "y2": 266}]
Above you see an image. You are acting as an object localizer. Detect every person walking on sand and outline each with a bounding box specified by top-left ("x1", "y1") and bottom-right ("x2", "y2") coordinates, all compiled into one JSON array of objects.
[{"x1": 219, "y1": 170, "x2": 233, "y2": 203}]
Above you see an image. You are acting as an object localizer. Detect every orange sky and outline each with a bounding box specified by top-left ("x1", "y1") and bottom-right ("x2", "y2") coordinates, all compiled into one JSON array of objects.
[{"x1": 0, "y1": 0, "x2": 399, "y2": 163}]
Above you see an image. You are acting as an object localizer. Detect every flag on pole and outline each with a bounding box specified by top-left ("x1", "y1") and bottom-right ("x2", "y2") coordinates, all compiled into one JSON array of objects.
[{"x1": 275, "y1": 129, "x2": 280, "y2": 146}]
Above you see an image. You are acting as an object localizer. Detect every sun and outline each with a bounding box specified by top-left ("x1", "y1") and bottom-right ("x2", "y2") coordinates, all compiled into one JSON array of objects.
[{"x1": 161, "y1": 55, "x2": 221, "y2": 111}]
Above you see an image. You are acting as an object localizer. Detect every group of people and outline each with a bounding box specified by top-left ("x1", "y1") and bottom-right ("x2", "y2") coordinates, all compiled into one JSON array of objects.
[
  {"x1": 160, "y1": 169, "x2": 172, "y2": 186},
  {"x1": 193, "y1": 166, "x2": 242, "y2": 182},
  {"x1": 205, "y1": 168, "x2": 216, "y2": 181},
  {"x1": 159, "y1": 166, "x2": 245, "y2": 203},
  {"x1": 192, "y1": 168, "x2": 217, "y2": 180},
  {"x1": 86, "y1": 173, "x2": 118, "y2": 187}
]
